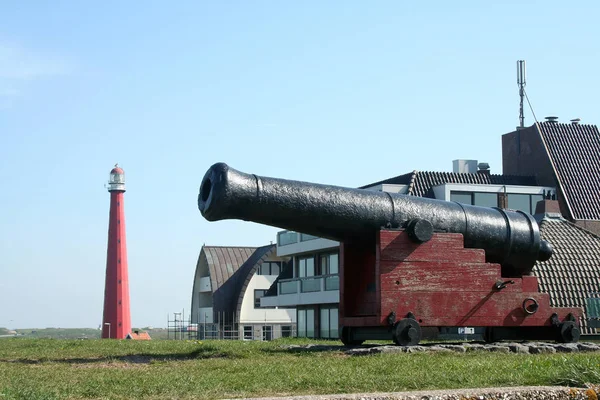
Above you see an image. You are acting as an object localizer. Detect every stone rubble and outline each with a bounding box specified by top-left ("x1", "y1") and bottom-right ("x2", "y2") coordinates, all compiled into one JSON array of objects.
[
  {"x1": 340, "y1": 341, "x2": 600, "y2": 356},
  {"x1": 281, "y1": 341, "x2": 600, "y2": 356},
  {"x1": 243, "y1": 385, "x2": 600, "y2": 400}
]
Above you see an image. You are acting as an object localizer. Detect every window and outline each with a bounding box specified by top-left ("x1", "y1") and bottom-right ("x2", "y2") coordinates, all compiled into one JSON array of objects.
[
  {"x1": 306, "y1": 309, "x2": 315, "y2": 337},
  {"x1": 319, "y1": 306, "x2": 339, "y2": 339},
  {"x1": 243, "y1": 326, "x2": 253, "y2": 340},
  {"x1": 451, "y1": 191, "x2": 545, "y2": 215},
  {"x1": 298, "y1": 309, "x2": 305, "y2": 337},
  {"x1": 450, "y1": 191, "x2": 473, "y2": 205},
  {"x1": 473, "y1": 192, "x2": 497, "y2": 208},
  {"x1": 507, "y1": 193, "x2": 545, "y2": 214},
  {"x1": 530, "y1": 194, "x2": 544, "y2": 213},
  {"x1": 320, "y1": 253, "x2": 339, "y2": 275},
  {"x1": 451, "y1": 191, "x2": 499, "y2": 208},
  {"x1": 320, "y1": 307, "x2": 329, "y2": 338},
  {"x1": 297, "y1": 256, "x2": 315, "y2": 277},
  {"x1": 254, "y1": 290, "x2": 267, "y2": 308},
  {"x1": 262, "y1": 326, "x2": 272, "y2": 341},
  {"x1": 257, "y1": 261, "x2": 282, "y2": 276},
  {"x1": 507, "y1": 193, "x2": 530, "y2": 213},
  {"x1": 297, "y1": 307, "x2": 316, "y2": 338},
  {"x1": 281, "y1": 325, "x2": 293, "y2": 338}
]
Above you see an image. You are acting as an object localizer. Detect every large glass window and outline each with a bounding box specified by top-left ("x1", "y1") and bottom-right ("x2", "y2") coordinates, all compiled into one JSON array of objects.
[
  {"x1": 319, "y1": 306, "x2": 339, "y2": 339},
  {"x1": 254, "y1": 290, "x2": 274, "y2": 308},
  {"x1": 507, "y1": 193, "x2": 531, "y2": 213},
  {"x1": 450, "y1": 191, "x2": 473, "y2": 205},
  {"x1": 258, "y1": 261, "x2": 281, "y2": 276},
  {"x1": 306, "y1": 309, "x2": 315, "y2": 338},
  {"x1": 320, "y1": 307, "x2": 329, "y2": 338},
  {"x1": 297, "y1": 309, "x2": 306, "y2": 337},
  {"x1": 330, "y1": 308, "x2": 338, "y2": 339},
  {"x1": 298, "y1": 256, "x2": 315, "y2": 277},
  {"x1": 451, "y1": 190, "x2": 545, "y2": 215},
  {"x1": 530, "y1": 194, "x2": 544, "y2": 213},
  {"x1": 320, "y1": 252, "x2": 339, "y2": 275},
  {"x1": 297, "y1": 307, "x2": 316, "y2": 338},
  {"x1": 473, "y1": 192, "x2": 498, "y2": 208}
]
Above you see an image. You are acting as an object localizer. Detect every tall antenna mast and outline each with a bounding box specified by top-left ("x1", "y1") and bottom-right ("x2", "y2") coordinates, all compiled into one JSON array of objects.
[{"x1": 517, "y1": 60, "x2": 526, "y2": 128}]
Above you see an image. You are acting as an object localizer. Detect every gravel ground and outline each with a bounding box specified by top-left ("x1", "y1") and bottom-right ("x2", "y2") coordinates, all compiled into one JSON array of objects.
[{"x1": 241, "y1": 385, "x2": 599, "y2": 400}]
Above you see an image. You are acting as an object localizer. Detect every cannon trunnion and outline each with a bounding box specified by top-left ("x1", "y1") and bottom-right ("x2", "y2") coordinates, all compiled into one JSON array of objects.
[{"x1": 198, "y1": 163, "x2": 582, "y2": 345}]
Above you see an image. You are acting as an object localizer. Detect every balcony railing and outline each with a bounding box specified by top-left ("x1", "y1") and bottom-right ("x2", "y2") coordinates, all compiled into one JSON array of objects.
[
  {"x1": 301, "y1": 277, "x2": 321, "y2": 293},
  {"x1": 325, "y1": 275, "x2": 339, "y2": 291},
  {"x1": 277, "y1": 274, "x2": 339, "y2": 295},
  {"x1": 277, "y1": 230, "x2": 319, "y2": 246}
]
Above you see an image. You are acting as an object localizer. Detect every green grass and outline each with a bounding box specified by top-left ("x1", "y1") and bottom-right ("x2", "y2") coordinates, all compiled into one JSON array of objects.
[
  {"x1": 0, "y1": 338, "x2": 599, "y2": 400},
  {"x1": 5, "y1": 327, "x2": 171, "y2": 340}
]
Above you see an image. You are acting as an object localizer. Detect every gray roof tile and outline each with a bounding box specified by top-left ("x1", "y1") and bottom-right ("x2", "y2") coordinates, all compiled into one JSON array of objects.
[
  {"x1": 202, "y1": 245, "x2": 276, "y2": 316},
  {"x1": 534, "y1": 215, "x2": 600, "y2": 334},
  {"x1": 363, "y1": 171, "x2": 537, "y2": 198},
  {"x1": 537, "y1": 122, "x2": 600, "y2": 220}
]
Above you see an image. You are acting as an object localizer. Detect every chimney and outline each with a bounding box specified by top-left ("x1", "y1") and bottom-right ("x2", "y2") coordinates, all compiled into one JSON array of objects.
[
  {"x1": 545, "y1": 116, "x2": 559, "y2": 123},
  {"x1": 534, "y1": 199, "x2": 561, "y2": 216},
  {"x1": 453, "y1": 159, "x2": 478, "y2": 174},
  {"x1": 477, "y1": 162, "x2": 490, "y2": 176},
  {"x1": 570, "y1": 118, "x2": 581, "y2": 125}
]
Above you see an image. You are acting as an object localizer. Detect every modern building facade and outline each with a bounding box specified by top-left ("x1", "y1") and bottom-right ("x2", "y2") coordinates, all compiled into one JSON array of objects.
[
  {"x1": 261, "y1": 233, "x2": 341, "y2": 339},
  {"x1": 190, "y1": 245, "x2": 295, "y2": 340}
]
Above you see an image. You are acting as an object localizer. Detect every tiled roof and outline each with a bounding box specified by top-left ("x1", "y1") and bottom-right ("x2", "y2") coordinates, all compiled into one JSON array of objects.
[
  {"x1": 203, "y1": 246, "x2": 257, "y2": 293},
  {"x1": 125, "y1": 331, "x2": 151, "y2": 340},
  {"x1": 534, "y1": 215, "x2": 600, "y2": 334},
  {"x1": 234, "y1": 245, "x2": 277, "y2": 316},
  {"x1": 203, "y1": 245, "x2": 276, "y2": 315},
  {"x1": 536, "y1": 122, "x2": 600, "y2": 220},
  {"x1": 363, "y1": 171, "x2": 537, "y2": 198}
]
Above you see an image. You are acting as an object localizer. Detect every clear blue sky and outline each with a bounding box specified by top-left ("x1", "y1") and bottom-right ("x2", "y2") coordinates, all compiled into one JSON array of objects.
[{"x1": 1, "y1": 1, "x2": 599, "y2": 329}]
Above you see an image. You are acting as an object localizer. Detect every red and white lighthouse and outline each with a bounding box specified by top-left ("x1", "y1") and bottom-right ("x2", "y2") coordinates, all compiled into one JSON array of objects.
[{"x1": 102, "y1": 164, "x2": 132, "y2": 339}]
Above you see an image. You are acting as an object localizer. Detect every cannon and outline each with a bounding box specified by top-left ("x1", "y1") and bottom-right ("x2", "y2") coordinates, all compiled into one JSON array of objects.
[{"x1": 198, "y1": 162, "x2": 582, "y2": 345}]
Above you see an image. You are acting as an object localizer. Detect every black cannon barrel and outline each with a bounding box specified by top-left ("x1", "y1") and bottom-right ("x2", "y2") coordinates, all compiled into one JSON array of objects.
[{"x1": 198, "y1": 162, "x2": 553, "y2": 276}]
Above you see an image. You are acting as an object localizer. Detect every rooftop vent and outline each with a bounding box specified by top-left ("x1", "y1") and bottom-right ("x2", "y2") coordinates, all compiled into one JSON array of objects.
[
  {"x1": 570, "y1": 118, "x2": 581, "y2": 125},
  {"x1": 477, "y1": 162, "x2": 490, "y2": 175},
  {"x1": 545, "y1": 116, "x2": 559, "y2": 123},
  {"x1": 453, "y1": 159, "x2": 478, "y2": 174}
]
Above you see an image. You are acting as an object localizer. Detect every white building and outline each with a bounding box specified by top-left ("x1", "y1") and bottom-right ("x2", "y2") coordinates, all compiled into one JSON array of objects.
[{"x1": 190, "y1": 244, "x2": 296, "y2": 340}]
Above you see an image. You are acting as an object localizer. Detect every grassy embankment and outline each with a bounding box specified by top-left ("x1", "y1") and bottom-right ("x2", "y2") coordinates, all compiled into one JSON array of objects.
[
  {"x1": 3, "y1": 328, "x2": 170, "y2": 340},
  {"x1": 0, "y1": 338, "x2": 599, "y2": 400}
]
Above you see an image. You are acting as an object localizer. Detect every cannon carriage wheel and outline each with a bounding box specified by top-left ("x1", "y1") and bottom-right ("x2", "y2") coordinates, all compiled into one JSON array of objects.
[
  {"x1": 392, "y1": 318, "x2": 422, "y2": 346},
  {"x1": 340, "y1": 326, "x2": 364, "y2": 346}
]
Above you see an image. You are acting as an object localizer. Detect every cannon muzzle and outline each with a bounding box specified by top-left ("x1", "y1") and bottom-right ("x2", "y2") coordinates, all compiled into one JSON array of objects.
[{"x1": 199, "y1": 162, "x2": 552, "y2": 276}]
